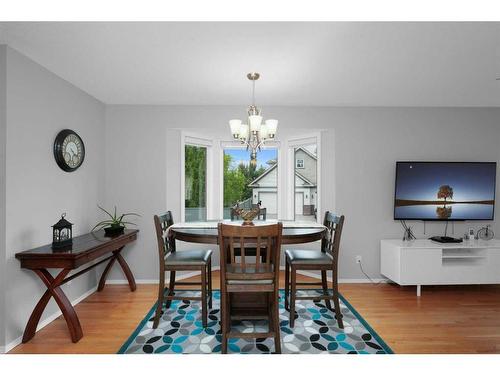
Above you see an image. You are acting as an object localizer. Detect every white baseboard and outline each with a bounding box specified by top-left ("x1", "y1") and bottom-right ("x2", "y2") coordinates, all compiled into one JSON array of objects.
[
  {"x1": 108, "y1": 269, "x2": 387, "y2": 286},
  {"x1": 294, "y1": 269, "x2": 388, "y2": 284},
  {"x1": 4, "y1": 286, "x2": 98, "y2": 353},
  {"x1": 106, "y1": 270, "x2": 207, "y2": 285}
]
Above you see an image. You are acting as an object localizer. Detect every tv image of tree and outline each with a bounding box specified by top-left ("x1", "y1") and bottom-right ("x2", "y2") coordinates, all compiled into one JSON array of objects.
[{"x1": 437, "y1": 185, "x2": 453, "y2": 202}]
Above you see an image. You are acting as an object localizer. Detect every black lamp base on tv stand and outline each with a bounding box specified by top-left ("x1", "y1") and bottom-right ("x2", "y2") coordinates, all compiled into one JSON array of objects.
[{"x1": 429, "y1": 236, "x2": 463, "y2": 244}]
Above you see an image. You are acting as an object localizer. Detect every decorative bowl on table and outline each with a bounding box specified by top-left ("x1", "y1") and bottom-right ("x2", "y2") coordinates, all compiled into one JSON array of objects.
[{"x1": 234, "y1": 206, "x2": 261, "y2": 226}]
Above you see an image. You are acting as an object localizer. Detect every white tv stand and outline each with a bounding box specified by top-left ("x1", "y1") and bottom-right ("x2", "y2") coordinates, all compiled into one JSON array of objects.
[{"x1": 380, "y1": 239, "x2": 500, "y2": 296}]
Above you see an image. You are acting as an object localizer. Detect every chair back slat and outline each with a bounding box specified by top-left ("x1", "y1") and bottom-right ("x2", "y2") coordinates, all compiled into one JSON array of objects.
[
  {"x1": 154, "y1": 211, "x2": 175, "y2": 267},
  {"x1": 218, "y1": 223, "x2": 283, "y2": 285},
  {"x1": 240, "y1": 237, "x2": 246, "y2": 270},
  {"x1": 321, "y1": 211, "x2": 345, "y2": 265},
  {"x1": 255, "y1": 236, "x2": 261, "y2": 270},
  {"x1": 229, "y1": 239, "x2": 235, "y2": 264}
]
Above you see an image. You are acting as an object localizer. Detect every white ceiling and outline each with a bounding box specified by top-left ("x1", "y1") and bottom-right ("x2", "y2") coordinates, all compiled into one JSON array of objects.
[{"x1": 1, "y1": 22, "x2": 500, "y2": 106}]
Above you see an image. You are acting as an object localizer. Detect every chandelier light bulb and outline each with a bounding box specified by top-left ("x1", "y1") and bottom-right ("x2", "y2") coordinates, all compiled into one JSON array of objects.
[
  {"x1": 239, "y1": 124, "x2": 249, "y2": 140},
  {"x1": 265, "y1": 119, "x2": 278, "y2": 137},
  {"x1": 259, "y1": 123, "x2": 269, "y2": 140},
  {"x1": 229, "y1": 119, "x2": 242, "y2": 138},
  {"x1": 249, "y1": 115, "x2": 263, "y2": 132}
]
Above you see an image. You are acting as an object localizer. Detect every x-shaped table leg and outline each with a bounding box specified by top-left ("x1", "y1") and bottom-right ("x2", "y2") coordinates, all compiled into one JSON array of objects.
[{"x1": 22, "y1": 268, "x2": 83, "y2": 343}]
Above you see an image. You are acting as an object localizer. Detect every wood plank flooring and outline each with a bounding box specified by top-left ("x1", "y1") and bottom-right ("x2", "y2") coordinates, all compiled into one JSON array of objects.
[{"x1": 9, "y1": 271, "x2": 500, "y2": 354}]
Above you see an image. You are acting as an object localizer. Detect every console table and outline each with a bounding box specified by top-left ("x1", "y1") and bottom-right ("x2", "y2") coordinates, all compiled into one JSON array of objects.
[
  {"x1": 15, "y1": 229, "x2": 138, "y2": 343},
  {"x1": 381, "y1": 239, "x2": 500, "y2": 296}
]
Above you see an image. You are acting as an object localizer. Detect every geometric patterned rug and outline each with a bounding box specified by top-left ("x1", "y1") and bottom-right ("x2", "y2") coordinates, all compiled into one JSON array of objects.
[{"x1": 118, "y1": 289, "x2": 393, "y2": 354}]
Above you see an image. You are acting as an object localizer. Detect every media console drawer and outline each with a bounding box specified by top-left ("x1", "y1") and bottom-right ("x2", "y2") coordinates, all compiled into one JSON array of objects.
[{"x1": 380, "y1": 239, "x2": 500, "y2": 296}]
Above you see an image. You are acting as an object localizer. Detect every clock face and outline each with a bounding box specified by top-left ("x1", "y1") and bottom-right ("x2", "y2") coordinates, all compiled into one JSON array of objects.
[{"x1": 54, "y1": 129, "x2": 85, "y2": 172}]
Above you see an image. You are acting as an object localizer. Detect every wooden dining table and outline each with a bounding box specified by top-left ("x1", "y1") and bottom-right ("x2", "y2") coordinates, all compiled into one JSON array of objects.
[{"x1": 168, "y1": 221, "x2": 326, "y2": 317}]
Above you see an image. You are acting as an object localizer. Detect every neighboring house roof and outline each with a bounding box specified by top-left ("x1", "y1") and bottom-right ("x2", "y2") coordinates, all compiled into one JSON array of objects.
[
  {"x1": 248, "y1": 164, "x2": 316, "y2": 188},
  {"x1": 296, "y1": 146, "x2": 317, "y2": 160},
  {"x1": 248, "y1": 148, "x2": 317, "y2": 188},
  {"x1": 248, "y1": 164, "x2": 277, "y2": 187},
  {"x1": 295, "y1": 171, "x2": 315, "y2": 187}
]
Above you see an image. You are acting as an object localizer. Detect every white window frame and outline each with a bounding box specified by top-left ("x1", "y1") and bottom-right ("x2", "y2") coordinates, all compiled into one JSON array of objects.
[
  {"x1": 287, "y1": 133, "x2": 321, "y2": 222},
  {"x1": 181, "y1": 132, "x2": 214, "y2": 222},
  {"x1": 296, "y1": 159, "x2": 304, "y2": 169},
  {"x1": 219, "y1": 141, "x2": 281, "y2": 220}
]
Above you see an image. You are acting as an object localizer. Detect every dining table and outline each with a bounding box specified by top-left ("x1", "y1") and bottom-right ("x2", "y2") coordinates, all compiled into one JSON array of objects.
[{"x1": 168, "y1": 220, "x2": 326, "y2": 318}]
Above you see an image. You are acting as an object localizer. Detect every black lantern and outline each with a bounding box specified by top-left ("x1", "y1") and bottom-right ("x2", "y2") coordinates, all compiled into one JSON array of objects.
[{"x1": 52, "y1": 213, "x2": 73, "y2": 249}]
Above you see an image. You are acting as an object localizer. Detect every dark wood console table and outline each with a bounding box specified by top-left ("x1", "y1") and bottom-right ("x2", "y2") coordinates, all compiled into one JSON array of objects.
[{"x1": 15, "y1": 229, "x2": 138, "y2": 343}]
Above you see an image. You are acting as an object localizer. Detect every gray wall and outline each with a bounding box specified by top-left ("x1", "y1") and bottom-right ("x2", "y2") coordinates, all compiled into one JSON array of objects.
[
  {"x1": 104, "y1": 105, "x2": 500, "y2": 282},
  {"x1": 0, "y1": 45, "x2": 7, "y2": 350},
  {"x1": 3, "y1": 46, "x2": 105, "y2": 346}
]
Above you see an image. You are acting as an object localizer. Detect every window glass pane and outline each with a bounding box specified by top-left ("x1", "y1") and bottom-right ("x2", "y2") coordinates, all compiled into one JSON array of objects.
[
  {"x1": 185, "y1": 145, "x2": 207, "y2": 221},
  {"x1": 223, "y1": 148, "x2": 278, "y2": 220},
  {"x1": 294, "y1": 144, "x2": 317, "y2": 222}
]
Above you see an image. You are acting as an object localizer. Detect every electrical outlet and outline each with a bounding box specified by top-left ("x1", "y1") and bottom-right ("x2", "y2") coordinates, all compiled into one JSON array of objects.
[{"x1": 355, "y1": 255, "x2": 362, "y2": 264}]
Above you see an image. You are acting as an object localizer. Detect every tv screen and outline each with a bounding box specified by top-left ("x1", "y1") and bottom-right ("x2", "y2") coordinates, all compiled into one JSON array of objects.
[{"x1": 394, "y1": 162, "x2": 497, "y2": 221}]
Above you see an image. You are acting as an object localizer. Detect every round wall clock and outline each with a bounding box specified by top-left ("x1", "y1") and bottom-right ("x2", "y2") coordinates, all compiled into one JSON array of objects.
[{"x1": 53, "y1": 129, "x2": 85, "y2": 172}]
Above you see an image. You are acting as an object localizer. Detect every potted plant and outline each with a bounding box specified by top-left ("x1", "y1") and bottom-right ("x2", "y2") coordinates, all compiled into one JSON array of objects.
[{"x1": 92, "y1": 205, "x2": 140, "y2": 235}]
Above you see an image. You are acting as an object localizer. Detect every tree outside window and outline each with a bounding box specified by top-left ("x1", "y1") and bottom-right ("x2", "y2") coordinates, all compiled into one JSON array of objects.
[{"x1": 185, "y1": 145, "x2": 207, "y2": 221}]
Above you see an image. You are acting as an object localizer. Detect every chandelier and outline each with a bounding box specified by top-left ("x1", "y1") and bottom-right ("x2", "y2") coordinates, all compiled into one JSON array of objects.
[{"x1": 229, "y1": 72, "x2": 278, "y2": 166}]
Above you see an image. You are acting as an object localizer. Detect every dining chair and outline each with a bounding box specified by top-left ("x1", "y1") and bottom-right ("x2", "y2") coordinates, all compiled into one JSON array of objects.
[
  {"x1": 218, "y1": 222, "x2": 283, "y2": 354},
  {"x1": 284, "y1": 212, "x2": 345, "y2": 328},
  {"x1": 152, "y1": 211, "x2": 213, "y2": 329}
]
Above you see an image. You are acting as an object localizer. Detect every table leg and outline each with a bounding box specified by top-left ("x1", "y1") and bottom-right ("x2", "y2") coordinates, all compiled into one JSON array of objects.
[
  {"x1": 23, "y1": 268, "x2": 83, "y2": 343},
  {"x1": 98, "y1": 247, "x2": 136, "y2": 292},
  {"x1": 115, "y1": 252, "x2": 136, "y2": 291}
]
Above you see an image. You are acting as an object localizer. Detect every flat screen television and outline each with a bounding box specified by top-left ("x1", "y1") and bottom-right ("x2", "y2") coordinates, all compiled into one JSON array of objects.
[{"x1": 394, "y1": 162, "x2": 497, "y2": 221}]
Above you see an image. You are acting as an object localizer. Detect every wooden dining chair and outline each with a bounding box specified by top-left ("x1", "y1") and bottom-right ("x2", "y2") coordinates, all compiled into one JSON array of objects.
[
  {"x1": 152, "y1": 211, "x2": 213, "y2": 329},
  {"x1": 218, "y1": 222, "x2": 283, "y2": 354},
  {"x1": 284, "y1": 212, "x2": 345, "y2": 329}
]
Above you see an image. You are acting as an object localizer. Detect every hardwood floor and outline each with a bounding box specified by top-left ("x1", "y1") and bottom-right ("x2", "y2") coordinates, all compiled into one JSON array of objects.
[{"x1": 9, "y1": 271, "x2": 500, "y2": 354}]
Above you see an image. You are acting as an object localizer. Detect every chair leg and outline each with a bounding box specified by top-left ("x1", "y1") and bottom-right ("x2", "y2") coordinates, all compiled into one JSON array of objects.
[
  {"x1": 153, "y1": 272, "x2": 165, "y2": 329},
  {"x1": 321, "y1": 270, "x2": 333, "y2": 310},
  {"x1": 201, "y1": 266, "x2": 208, "y2": 328},
  {"x1": 221, "y1": 289, "x2": 228, "y2": 354},
  {"x1": 207, "y1": 259, "x2": 213, "y2": 309},
  {"x1": 289, "y1": 266, "x2": 297, "y2": 328},
  {"x1": 272, "y1": 290, "x2": 282, "y2": 354},
  {"x1": 165, "y1": 271, "x2": 176, "y2": 308},
  {"x1": 284, "y1": 259, "x2": 290, "y2": 310},
  {"x1": 332, "y1": 276, "x2": 344, "y2": 329}
]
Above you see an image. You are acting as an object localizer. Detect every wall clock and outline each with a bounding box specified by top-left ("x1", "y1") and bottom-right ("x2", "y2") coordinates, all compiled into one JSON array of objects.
[{"x1": 53, "y1": 129, "x2": 85, "y2": 172}]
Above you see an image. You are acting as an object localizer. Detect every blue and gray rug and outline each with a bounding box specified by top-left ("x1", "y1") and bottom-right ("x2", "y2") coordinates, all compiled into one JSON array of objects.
[{"x1": 119, "y1": 289, "x2": 393, "y2": 354}]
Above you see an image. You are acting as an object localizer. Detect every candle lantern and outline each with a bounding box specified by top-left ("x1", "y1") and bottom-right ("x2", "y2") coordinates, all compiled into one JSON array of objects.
[{"x1": 52, "y1": 213, "x2": 73, "y2": 249}]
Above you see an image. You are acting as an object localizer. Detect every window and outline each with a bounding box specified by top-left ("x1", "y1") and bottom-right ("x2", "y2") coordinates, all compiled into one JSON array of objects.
[
  {"x1": 290, "y1": 139, "x2": 319, "y2": 222},
  {"x1": 223, "y1": 148, "x2": 278, "y2": 220},
  {"x1": 184, "y1": 144, "x2": 207, "y2": 221}
]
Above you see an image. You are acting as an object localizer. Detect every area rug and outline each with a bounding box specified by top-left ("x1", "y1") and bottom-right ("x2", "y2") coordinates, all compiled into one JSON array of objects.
[{"x1": 118, "y1": 289, "x2": 393, "y2": 354}]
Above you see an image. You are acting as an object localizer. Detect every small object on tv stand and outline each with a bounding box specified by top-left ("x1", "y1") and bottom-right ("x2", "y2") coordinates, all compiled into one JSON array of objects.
[
  {"x1": 429, "y1": 236, "x2": 463, "y2": 244},
  {"x1": 400, "y1": 220, "x2": 416, "y2": 241}
]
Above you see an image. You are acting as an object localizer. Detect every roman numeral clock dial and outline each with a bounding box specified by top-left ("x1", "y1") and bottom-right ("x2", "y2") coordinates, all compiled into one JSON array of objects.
[{"x1": 53, "y1": 129, "x2": 85, "y2": 172}]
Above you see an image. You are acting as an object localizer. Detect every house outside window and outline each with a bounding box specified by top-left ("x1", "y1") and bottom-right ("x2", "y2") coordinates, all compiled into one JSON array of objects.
[{"x1": 293, "y1": 145, "x2": 318, "y2": 222}]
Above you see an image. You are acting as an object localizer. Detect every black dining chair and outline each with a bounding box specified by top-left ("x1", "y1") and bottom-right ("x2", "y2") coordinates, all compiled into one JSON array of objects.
[
  {"x1": 152, "y1": 211, "x2": 213, "y2": 329},
  {"x1": 284, "y1": 211, "x2": 345, "y2": 328}
]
